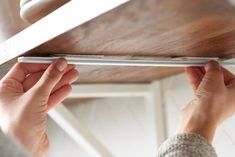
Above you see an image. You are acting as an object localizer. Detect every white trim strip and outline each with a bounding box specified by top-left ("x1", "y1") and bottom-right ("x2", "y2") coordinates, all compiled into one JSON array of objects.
[
  {"x1": 18, "y1": 56, "x2": 235, "y2": 67},
  {"x1": 0, "y1": 0, "x2": 129, "y2": 65},
  {"x1": 145, "y1": 81, "x2": 167, "y2": 152}
]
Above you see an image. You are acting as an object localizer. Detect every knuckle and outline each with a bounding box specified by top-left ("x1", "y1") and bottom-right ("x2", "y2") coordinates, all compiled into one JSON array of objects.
[
  {"x1": 0, "y1": 80, "x2": 14, "y2": 89},
  {"x1": 0, "y1": 79, "x2": 22, "y2": 92},
  {"x1": 45, "y1": 68, "x2": 61, "y2": 81}
]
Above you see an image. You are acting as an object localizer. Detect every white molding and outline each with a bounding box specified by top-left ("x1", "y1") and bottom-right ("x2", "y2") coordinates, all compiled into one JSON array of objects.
[
  {"x1": 145, "y1": 81, "x2": 167, "y2": 154},
  {"x1": 48, "y1": 104, "x2": 113, "y2": 157},
  {"x1": 0, "y1": 0, "x2": 129, "y2": 65},
  {"x1": 68, "y1": 84, "x2": 151, "y2": 98},
  {"x1": 49, "y1": 83, "x2": 167, "y2": 157}
]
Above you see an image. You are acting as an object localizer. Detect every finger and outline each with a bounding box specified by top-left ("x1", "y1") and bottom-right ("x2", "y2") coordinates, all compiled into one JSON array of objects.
[
  {"x1": 221, "y1": 67, "x2": 235, "y2": 85},
  {"x1": 47, "y1": 84, "x2": 72, "y2": 111},
  {"x1": 3, "y1": 63, "x2": 49, "y2": 83},
  {"x1": 199, "y1": 61, "x2": 224, "y2": 91},
  {"x1": 185, "y1": 67, "x2": 204, "y2": 91},
  {"x1": 52, "y1": 69, "x2": 79, "y2": 93},
  {"x1": 30, "y1": 58, "x2": 68, "y2": 96},
  {"x1": 205, "y1": 61, "x2": 222, "y2": 78},
  {"x1": 23, "y1": 65, "x2": 76, "y2": 91}
]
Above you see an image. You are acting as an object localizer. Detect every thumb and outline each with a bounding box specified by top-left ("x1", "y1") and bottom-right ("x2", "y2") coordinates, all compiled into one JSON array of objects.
[
  {"x1": 30, "y1": 58, "x2": 68, "y2": 96},
  {"x1": 197, "y1": 61, "x2": 224, "y2": 94}
]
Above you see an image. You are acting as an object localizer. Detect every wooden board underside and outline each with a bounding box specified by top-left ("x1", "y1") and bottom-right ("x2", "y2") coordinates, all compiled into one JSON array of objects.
[
  {"x1": 3, "y1": 0, "x2": 235, "y2": 83},
  {"x1": 31, "y1": 0, "x2": 235, "y2": 57}
]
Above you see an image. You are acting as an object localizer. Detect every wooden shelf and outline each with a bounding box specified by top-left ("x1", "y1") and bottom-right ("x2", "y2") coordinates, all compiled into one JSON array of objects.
[{"x1": 2, "y1": 0, "x2": 235, "y2": 83}]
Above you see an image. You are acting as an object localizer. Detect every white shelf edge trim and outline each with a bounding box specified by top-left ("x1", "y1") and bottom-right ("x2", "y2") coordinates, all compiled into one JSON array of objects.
[
  {"x1": 0, "y1": 0, "x2": 129, "y2": 65},
  {"x1": 18, "y1": 56, "x2": 235, "y2": 67}
]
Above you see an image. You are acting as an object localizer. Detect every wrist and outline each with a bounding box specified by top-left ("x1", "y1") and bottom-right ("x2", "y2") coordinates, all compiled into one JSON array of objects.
[
  {"x1": 7, "y1": 127, "x2": 49, "y2": 157},
  {"x1": 178, "y1": 100, "x2": 218, "y2": 144},
  {"x1": 178, "y1": 119, "x2": 217, "y2": 144},
  {"x1": 19, "y1": 134, "x2": 49, "y2": 157}
]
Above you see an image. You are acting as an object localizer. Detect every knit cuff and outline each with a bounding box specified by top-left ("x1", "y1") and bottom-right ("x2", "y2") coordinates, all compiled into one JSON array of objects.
[{"x1": 157, "y1": 133, "x2": 217, "y2": 157}]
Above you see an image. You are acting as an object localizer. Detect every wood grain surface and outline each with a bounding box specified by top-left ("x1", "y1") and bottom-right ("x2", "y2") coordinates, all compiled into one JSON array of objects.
[
  {"x1": 76, "y1": 65, "x2": 182, "y2": 83},
  {"x1": 3, "y1": 0, "x2": 235, "y2": 83},
  {"x1": 32, "y1": 0, "x2": 235, "y2": 58}
]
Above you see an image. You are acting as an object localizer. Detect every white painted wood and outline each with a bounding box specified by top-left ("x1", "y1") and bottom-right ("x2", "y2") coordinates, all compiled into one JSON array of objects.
[
  {"x1": 145, "y1": 81, "x2": 167, "y2": 154},
  {"x1": 66, "y1": 97, "x2": 153, "y2": 157},
  {"x1": 48, "y1": 104, "x2": 113, "y2": 157},
  {"x1": 49, "y1": 83, "x2": 167, "y2": 156},
  {"x1": 68, "y1": 84, "x2": 151, "y2": 98},
  {"x1": 0, "y1": 0, "x2": 129, "y2": 65},
  {"x1": 20, "y1": 0, "x2": 70, "y2": 23}
]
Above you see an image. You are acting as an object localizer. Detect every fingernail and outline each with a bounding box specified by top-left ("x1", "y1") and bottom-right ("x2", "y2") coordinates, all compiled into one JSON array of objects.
[{"x1": 55, "y1": 58, "x2": 67, "y2": 72}]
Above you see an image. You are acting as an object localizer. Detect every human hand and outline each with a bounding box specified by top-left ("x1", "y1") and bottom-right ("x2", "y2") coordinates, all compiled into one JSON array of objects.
[
  {"x1": 0, "y1": 59, "x2": 79, "y2": 157},
  {"x1": 178, "y1": 61, "x2": 235, "y2": 143}
]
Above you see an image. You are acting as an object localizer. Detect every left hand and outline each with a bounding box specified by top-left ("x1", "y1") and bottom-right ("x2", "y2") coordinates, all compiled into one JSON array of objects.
[
  {"x1": 178, "y1": 61, "x2": 235, "y2": 143},
  {"x1": 0, "y1": 59, "x2": 79, "y2": 157}
]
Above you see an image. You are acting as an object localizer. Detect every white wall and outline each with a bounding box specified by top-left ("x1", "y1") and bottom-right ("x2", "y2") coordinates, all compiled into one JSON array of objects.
[{"x1": 47, "y1": 73, "x2": 235, "y2": 157}]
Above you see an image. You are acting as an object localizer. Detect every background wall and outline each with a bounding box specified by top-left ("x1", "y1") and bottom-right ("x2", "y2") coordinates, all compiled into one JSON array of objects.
[
  {"x1": 47, "y1": 98, "x2": 153, "y2": 157},
  {"x1": 47, "y1": 72, "x2": 235, "y2": 157}
]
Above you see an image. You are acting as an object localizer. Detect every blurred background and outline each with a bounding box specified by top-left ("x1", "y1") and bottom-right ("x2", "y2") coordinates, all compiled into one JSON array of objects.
[{"x1": 45, "y1": 73, "x2": 235, "y2": 157}]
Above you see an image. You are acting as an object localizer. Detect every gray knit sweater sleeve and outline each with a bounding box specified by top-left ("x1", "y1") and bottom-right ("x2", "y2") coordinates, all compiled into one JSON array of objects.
[{"x1": 157, "y1": 133, "x2": 217, "y2": 157}]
